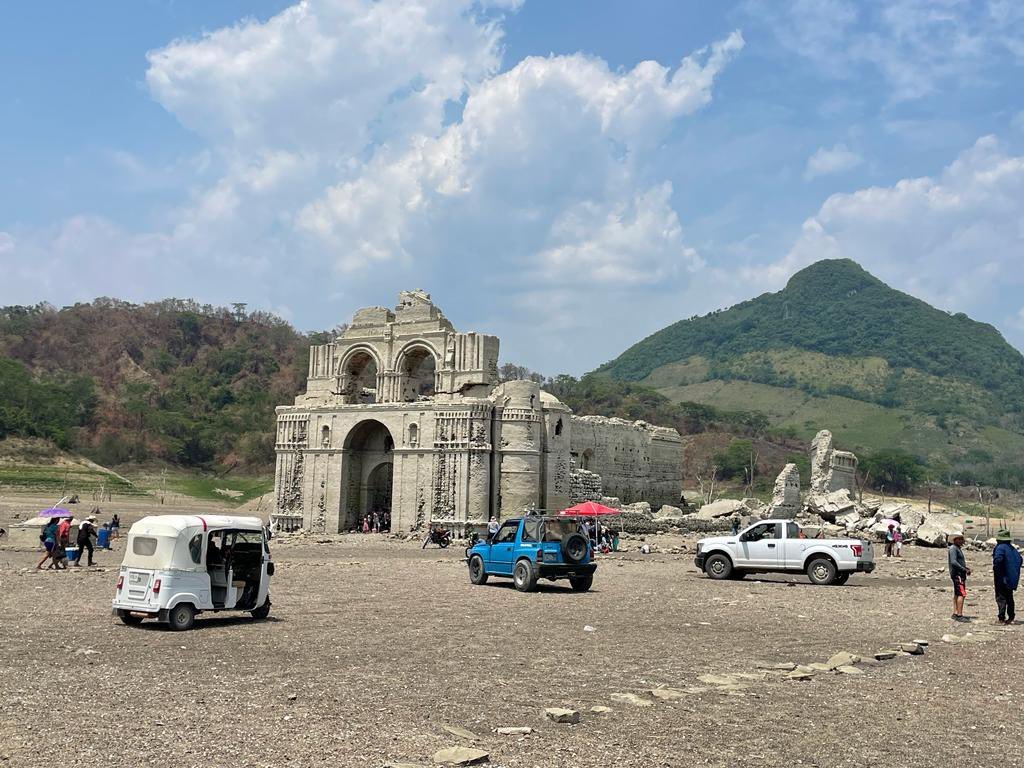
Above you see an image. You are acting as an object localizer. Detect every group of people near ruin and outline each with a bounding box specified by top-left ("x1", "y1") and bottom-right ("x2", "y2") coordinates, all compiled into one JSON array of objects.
[
  {"x1": 883, "y1": 522, "x2": 904, "y2": 557},
  {"x1": 35, "y1": 510, "x2": 119, "y2": 571},
  {"x1": 948, "y1": 530, "x2": 1021, "y2": 625},
  {"x1": 580, "y1": 518, "x2": 619, "y2": 553},
  {"x1": 360, "y1": 510, "x2": 390, "y2": 534}
]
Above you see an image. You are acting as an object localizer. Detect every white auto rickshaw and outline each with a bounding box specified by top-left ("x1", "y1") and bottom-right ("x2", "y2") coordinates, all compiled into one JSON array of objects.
[{"x1": 112, "y1": 515, "x2": 274, "y2": 631}]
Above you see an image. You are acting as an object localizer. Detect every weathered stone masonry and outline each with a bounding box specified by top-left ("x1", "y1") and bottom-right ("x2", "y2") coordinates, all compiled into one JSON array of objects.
[{"x1": 273, "y1": 291, "x2": 683, "y2": 532}]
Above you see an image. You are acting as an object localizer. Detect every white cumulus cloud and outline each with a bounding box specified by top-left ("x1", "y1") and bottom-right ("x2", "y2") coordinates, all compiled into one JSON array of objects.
[
  {"x1": 780, "y1": 136, "x2": 1024, "y2": 335},
  {"x1": 0, "y1": 0, "x2": 746, "y2": 373},
  {"x1": 804, "y1": 143, "x2": 863, "y2": 180},
  {"x1": 748, "y1": 0, "x2": 1024, "y2": 100}
]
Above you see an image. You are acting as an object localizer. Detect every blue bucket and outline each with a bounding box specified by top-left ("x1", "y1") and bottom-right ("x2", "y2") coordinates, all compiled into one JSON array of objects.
[{"x1": 97, "y1": 528, "x2": 112, "y2": 549}]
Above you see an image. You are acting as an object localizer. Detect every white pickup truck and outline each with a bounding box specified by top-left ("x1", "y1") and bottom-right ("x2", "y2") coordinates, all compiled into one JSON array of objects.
[{"x1": 694, "y1": 519, "x2": 875, "y2": 585}]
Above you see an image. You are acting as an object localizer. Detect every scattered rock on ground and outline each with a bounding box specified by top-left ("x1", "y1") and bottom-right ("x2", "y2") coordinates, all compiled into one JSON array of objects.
[
  {"x1": 609, "y1": 693, "x2": 654, "y2": 707},
  {"x1": 826, "y1": 651, "x2": 860, "y2": 669},
  {"x1": 431, "y1": 746, "x2": 489, "y2": 765},
  {"x1": 543, "y1": 707, "x2": 580, "y2": 724}
]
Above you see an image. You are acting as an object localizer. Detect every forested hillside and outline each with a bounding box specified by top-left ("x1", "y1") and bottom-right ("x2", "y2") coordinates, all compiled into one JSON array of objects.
[
  {"x1": 599, "y1": 259, "x2": 1024, "y2": 424},
  {"x1": 0, "y1": 300, "x2": 319, "y2": 470},
  {"x1": 597, "y1": 259, "x2": 1024, "y2": 488}
]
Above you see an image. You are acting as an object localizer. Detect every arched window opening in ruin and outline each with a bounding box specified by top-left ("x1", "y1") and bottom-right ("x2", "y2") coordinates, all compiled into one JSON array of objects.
[
  {"x1": 581, "y1": 449, "x2": 593, "y2": 471},
  {"x1": 342, "y1": 350, "x2": 378, "y2": 403},
  {"x1": 408, "y1": 423, "x2": 419, "y2": 447},
  {"x1": 321, "y1": 425, "x2": 331, "y2": 448},
  {"x1": 400, "y1": 346, "x2": 436, "y2": 401},
  {"x1": 340, "y1": 420, "x2": 395, "y2": 531},
  {"x1": 554, "y1": 418, "x2": 563, "y2": 437}
]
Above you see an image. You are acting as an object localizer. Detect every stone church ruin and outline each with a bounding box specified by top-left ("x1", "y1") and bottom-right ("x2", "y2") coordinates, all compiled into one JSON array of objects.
[{"x1": 273, "y1": 291, "x2": 683, "y2": 533}]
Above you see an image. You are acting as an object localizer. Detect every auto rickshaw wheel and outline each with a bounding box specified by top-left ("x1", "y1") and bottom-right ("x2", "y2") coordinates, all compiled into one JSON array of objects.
[
  {"x1": 251, "y1": 597, "x2": 271, "y2": 620},
  {"x1": 167, "y1": 603, "x2": 195, "y2": 631},
  {"x1": 118, "y1": 610, "x2": 143, "y2": 626}
]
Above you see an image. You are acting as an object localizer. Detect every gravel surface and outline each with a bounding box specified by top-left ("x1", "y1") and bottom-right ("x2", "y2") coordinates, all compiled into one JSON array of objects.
[{"x1": 2, "y1": 514, "x2": 1022, "y2": 768}]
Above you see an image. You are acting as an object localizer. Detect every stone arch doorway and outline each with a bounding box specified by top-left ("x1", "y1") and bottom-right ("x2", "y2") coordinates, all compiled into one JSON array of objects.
[
  {"x1": 340, "y1": 348, "x2": 379, "y2": 403},
  {"x1": 366, "y1": 462, "x2": 393, "y2": 528},
  {"x1": 340, "y1": 419, "x2": 394, "y2": 530},
  {"x1": 397, "y1": 345, "x2": 437, "y2": 401}
]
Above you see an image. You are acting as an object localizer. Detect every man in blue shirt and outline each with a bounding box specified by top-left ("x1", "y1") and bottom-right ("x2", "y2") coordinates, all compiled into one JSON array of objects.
[{"x1": 992, "y1": 529, "x2": 1022, "y2": 625}]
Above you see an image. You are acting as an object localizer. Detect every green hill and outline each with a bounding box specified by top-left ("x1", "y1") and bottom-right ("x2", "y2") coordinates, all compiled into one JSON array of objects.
[
  {"x1": 597, "y1": 259, "x2": 1024, "y2": 483},
  {"x1": 0, "y1": 299, "x2": 321, "y2": 471}
]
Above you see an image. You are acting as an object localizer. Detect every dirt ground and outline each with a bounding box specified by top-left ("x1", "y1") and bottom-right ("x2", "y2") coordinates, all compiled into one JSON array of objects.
[{"x1": 1, "y1": 494, "x2": 1022, "y2": 768}]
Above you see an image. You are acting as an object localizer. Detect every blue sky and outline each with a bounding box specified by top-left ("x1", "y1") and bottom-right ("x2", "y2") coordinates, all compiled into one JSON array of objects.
[{"x1": 2, "y1": 0, "x2": 1023, "y2": 373}]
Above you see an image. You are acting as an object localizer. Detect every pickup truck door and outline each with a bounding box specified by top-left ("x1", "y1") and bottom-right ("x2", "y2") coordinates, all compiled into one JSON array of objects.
[
  {"x1": 489, "y1": 520, "x2": 521, "y2": 575},
  {"x1": 739, "y1": 522, "x2": 782, "y2": 568},
  {"x1": 782, "y1": 521, "x2": 807, "y2": 569}
]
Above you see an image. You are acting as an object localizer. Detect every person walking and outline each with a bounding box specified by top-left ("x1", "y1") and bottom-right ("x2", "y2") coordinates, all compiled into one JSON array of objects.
[
  {"x1": 75, "y1": 515, "x2": 98, "y2": 566},
  {"x1": 35, "y1": 517, "x2": 60, "y2": 570},
  {"x1": 949, "y1": 533, "x2": 971, "y2": 621},
  {"x1": 54, "y1": 516, "x2": 72, "y2": 570},
  {"x1": 884, "y1": 524, "x2": 895, "y2": 557},
  {"x1": 992, "y1": 529, "x2": 1021, "y2": 625},
  {"x1": 894, "y1": 524, "x2": 903, "y2": 557},
  {"x1": 361, "y1": 516, "x2": 370, "y2": 534}
]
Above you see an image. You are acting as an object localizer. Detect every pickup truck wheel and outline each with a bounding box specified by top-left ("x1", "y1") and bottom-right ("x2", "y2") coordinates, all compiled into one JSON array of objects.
[
  {"x1": 833, "y1": 572, "x2": 850, "y2": 585},
  {"x1": 468, "y1": 554, "x2": 489, "y2": 585},
  {"x1": 513, "y1": 559, "x2": 538, "y2": 592},
  {"x1": 806, "y1": 557, "x2": 837, "y2": 586},
  {"x1": 561, "y1": 533, "x2": 589, "y2": 564},
  {"x1": 118, "y1": 610, "x2": 143, "y2": 626},
  {"x1": 704, "y1": 553, "x2": 733, "y2": 580},
  {"x1": 569, "y1": 575, "x2": 593, "y2": 592},
  {"x1": 167, "y1": 603, "x2": 195, "y2": 631}
]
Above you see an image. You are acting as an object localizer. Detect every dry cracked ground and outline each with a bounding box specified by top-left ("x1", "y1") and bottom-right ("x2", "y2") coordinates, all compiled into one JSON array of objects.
[{"x1": 1, "y1": 498, "x2": 1022, "y2": 768}]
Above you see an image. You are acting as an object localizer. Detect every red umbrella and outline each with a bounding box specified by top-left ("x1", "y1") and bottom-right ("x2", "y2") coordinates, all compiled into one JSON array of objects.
[{"x1": 558, "y1": 501, "x2": 620, "y2": 516}]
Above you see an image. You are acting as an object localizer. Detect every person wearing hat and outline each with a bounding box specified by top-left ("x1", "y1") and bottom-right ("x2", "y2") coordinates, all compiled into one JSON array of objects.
[
  {"x1": 75, "y1": 515, "x2": 98, "y2": 567},
  {"x1": 992, "y1": 529, "x2": 1021, "y2": 625},
  {"x1": 948, "y1": 533, "x2": 971, "y2": 621}
]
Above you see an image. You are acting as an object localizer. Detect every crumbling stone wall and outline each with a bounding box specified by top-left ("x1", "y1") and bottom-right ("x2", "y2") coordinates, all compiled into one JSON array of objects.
[
  {"x1": 570, "y1": 416, "x2": 682, "y2": 509},
  {"x1": 568, "y1": 460, "x2": 603, "y2": 503},
  {"x1": 809, "y1": 429, "x2": 858, "y2": 495}
]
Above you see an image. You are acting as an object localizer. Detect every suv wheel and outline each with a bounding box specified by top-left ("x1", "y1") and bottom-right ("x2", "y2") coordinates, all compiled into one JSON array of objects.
[
  {"x1": 513, "y1": 559, "x2": 538, "y2": 592},
  {"x1": 468, "y1": 554, "x2": 489, "y2": 585},
  {"x1": 569, "y1": 575, "x2": 593, "y2": 592},
  {"x1": 806, "y1": 557, "x2": 837, "y2": 586},
  {"x1": 167, "y1": 603, "x2": 195, "y2": 631},
  {"x1": 704, "y1": 553, "x2": 733, "y2": 580}
]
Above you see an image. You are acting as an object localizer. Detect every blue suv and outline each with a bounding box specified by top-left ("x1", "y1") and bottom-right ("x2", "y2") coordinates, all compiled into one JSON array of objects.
[{"x1": 466, "y1": 516, "x2": 596, "y2": 592}]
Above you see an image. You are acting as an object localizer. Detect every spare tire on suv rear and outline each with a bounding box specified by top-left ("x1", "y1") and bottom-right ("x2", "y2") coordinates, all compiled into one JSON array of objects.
[{"x1": 561, "y1": 533, "x2": 589, "y2": 564}]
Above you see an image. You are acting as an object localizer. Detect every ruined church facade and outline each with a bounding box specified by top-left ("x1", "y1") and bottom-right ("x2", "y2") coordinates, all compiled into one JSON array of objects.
[{"x1": 273, "y1": 291, "x2": 682, "y2": 533}]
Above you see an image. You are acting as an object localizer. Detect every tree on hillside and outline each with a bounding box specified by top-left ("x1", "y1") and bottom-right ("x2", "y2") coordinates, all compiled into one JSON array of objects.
[{"x1": 860, "y1": 449, "x2": 923, "y2": 494}]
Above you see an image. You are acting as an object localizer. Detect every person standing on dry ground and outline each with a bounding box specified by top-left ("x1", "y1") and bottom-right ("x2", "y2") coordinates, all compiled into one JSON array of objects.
[
  {"x1": 949, "y1": 533, "x2": 971, "y2": 621},
  {"x1": 111, "y1": 514, "x2": 121, "y2": 539},
  {"x1": 36, "y1": 517, "x2": 60, "y2": 570},
  {"x1": 75, "y1": 515, "x2": 98, "y2": 566},
  {"x1": 884, "y1": 524, "x2": 896, "y2": 557},
  {"x1": 53, "y1": 516, "x2": 71, "y2": 570},
  {"x1": 894, "y1": 524, "x2": 903, "y2": 557},
  {"x1": 992, "y1": 529, "x2": 1021, "y2": 625}
]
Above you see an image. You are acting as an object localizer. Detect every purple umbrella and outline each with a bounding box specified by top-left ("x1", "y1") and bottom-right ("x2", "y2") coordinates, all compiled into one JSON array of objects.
[{"x1": 38, "y1": 507, "x2": 72, "y2": 518}]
